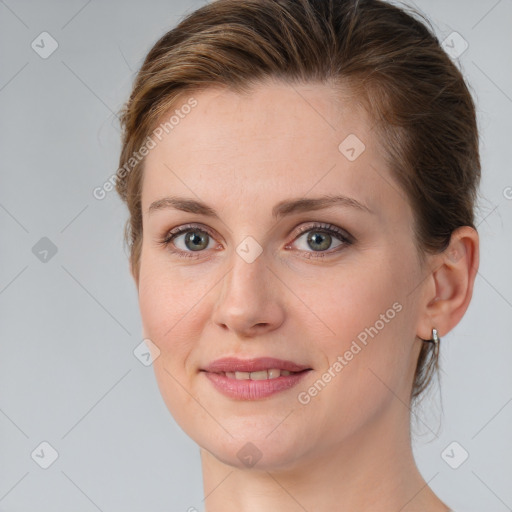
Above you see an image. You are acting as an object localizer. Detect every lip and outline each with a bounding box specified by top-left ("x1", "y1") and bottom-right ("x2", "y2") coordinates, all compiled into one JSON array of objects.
[
  {"x1": 202, "y1": 370, "x2": 311, "y2": 400},
  {"x1": 202, "y1": 357, "x2": 311, "y2": 373},
  {"x1": 201, "y1": 357, "x2": 312, "y2": 400}
]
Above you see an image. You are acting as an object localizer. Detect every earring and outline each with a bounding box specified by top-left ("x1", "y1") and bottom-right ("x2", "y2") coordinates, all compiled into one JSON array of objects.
[
  {"x1": 422, "y1": 328, "x2": 440, "y2": 357},
  {"x1": 422, "y1": 328, "x2": 439, "y2": 344}
]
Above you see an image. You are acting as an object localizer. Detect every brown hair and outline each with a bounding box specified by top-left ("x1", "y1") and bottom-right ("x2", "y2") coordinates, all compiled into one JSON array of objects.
[{"x1": 115, "y1": 0, "x2": 480, "y2": 401}]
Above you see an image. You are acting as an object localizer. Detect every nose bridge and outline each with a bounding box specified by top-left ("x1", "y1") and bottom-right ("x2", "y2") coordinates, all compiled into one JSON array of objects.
[
  {"x1": 221, "y1": 245, "x2": 268, "y2": 306},
  {"x1": 212, "y1": 242, "x2": 285, "y2": 334},
  {"x1": 221, "y1": 221, "x2": 270, "y2": 295}
]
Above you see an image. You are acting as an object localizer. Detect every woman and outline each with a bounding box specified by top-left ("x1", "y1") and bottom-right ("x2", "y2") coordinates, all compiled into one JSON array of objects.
[{"x1": 115, "y1": 0, "x2": 479, "y2": 510}]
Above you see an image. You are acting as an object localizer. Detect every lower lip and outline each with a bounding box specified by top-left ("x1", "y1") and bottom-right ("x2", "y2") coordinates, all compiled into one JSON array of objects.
[{"x1": 202, "y1": 370, "x2": 311, "y2": 400}]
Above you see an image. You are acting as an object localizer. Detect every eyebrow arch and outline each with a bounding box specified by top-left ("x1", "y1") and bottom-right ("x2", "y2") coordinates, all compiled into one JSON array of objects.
[{"x1": 147, "y1": 194, "x2": 374, "y2": 219}]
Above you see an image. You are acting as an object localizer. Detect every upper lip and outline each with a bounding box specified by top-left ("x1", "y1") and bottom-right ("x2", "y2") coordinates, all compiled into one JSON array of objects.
[{"x1": 202, "y1": 357, "x2": 311, "y2": 373}]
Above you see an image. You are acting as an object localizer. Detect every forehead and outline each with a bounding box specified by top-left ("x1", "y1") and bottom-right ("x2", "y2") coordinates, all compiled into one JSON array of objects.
[{"x1": 141, "y1": 81, "x2": 401, "y2": 220}]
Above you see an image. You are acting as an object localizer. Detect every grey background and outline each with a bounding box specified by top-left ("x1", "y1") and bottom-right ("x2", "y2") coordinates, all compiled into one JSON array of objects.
[{"x1": 0, "y1": 0, "x2": 511, "y2": 510}]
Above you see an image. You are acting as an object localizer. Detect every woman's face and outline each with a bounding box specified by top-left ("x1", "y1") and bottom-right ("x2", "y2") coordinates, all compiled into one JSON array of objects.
[{"x1": 136, "y1": 81, "x2": 428, "y2": 470}]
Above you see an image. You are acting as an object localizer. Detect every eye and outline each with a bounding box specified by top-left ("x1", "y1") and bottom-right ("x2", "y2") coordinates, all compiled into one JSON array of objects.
[
  {"x1": 287, "y1": 222, "x2": 353, "y2": 258},
  {"x1": 157, "y1": 222, "x2": 353, "y2": 259},
  {"x1": 157, "y1": 224, "x2": 218, "y2": 258}
]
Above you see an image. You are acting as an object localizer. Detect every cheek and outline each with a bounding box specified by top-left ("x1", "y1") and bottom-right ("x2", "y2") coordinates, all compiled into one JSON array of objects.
[
  {"x1": 137, "y1": 262, "x2": 205, "y2": 433},
  {"x1": 308, "y1": 259, "x2": 400, "y2": 345},
  {"x1": 138, "y1": 249, "x2": 210, "y2": 344},
  {"x1": 306, "y1": 252, "x2": 419, "y2": 408},
  {"x1": 138, "y1": 283, "x2": 200, "y2": 374}
]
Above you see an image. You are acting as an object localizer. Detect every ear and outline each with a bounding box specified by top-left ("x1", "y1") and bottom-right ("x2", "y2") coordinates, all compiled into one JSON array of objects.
[{"x1": 417, "y1": 226, "x2": 479, "y2": 340}]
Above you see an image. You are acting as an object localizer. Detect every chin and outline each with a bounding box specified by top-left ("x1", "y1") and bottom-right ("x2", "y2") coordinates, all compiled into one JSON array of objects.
[
  {"x1": 195, "y1": 419, "x2": 314, "y2": 472},
  {"x1": 203, "y1": 438, "x2": 308, "y2": 472}
]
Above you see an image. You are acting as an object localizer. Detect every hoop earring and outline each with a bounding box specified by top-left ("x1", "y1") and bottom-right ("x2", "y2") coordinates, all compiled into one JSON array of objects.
[
  {"x1": 422, "y1": 328, "x2": 440, "y2": 357},
  {"x1": 425, "y1": 328, "x2": 439, "y2": 345}
]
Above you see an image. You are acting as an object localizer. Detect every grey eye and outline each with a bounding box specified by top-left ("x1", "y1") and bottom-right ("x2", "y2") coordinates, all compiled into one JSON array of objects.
[
  {"x1": 294, "y1": 230, "x2": 343, "y2": 252},
  {"x1": 174, "y1": 230, "x2": 213, "y2": 252}
]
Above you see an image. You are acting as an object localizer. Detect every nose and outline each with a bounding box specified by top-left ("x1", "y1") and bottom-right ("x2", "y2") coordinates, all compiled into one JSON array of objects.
[{"x1": 210, "y1": 250, "x2": 286, "y2": 338}]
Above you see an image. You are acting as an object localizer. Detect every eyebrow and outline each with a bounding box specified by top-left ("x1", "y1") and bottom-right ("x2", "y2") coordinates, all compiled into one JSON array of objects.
[{"x1": 147, "y1": 194, "x2": 374, "y2": 219}]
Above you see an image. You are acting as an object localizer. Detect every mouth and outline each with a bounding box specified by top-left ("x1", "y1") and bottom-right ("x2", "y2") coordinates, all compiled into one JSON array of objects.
[{"x1": 200, "y1": 357, "x2": 312, "y2": 400}]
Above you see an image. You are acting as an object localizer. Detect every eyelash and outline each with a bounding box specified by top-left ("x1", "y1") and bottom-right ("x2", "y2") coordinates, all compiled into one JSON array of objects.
[{"x1": 157, "y1": 222, "x2": 354, "y2": 260}]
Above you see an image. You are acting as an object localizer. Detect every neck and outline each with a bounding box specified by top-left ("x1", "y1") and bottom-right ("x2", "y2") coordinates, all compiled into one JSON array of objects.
[{"x1": 199, "y1": 400, "x2": 449, "y2": 512}]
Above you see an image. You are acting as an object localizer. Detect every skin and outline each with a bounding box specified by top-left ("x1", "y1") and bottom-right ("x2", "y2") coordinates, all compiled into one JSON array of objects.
[{"x1": 132, "y1": 80, "x2": 478, "y2": 511}]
